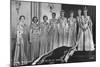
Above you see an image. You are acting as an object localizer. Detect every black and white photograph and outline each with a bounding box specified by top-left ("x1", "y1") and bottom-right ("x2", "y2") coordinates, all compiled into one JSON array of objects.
[{"x1": 10, "y1": 0, "x2": 96, "y2": 67}]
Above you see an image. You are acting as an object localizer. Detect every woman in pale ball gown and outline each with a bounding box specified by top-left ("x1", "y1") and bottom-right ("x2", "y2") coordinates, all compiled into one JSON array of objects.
[
  {"x1": 80, "y1": 8, "x2": 95, "y2": 51},
  {"x1": 57, "y1": 10, "x2": 67, "y2": 47},
  {"x1": 40, "y1": 16, "x2": 49, "y2": 56},
  {"x1": 68, "y1": 11, "x2": 77, "y2": 47},
  {"x1": 30, "y1": 16, "x2": 41, "y2": 61},
  {"x1": 49, "y1": 12, "x2": 59, "y2": 50},
  {"x1": 14, "y1": 15, "x2": 27, "y2": 65}
]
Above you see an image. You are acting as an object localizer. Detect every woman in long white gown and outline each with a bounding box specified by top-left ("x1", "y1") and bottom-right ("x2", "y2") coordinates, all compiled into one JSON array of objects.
[
  {"x1": 79, "y1": 8, "x2": 95, "y2": 51},
  {"x1": 57, "y1": 10, "x2": 68, "y2": 47},
  {"x1": 40, "y1": 16, "x2": 49, "y2": 56},
  {"x1": 14, "y1": 15, "x2": 27, "y2": 65},
  {"x1": 30, "y1": 17, "x2": 41, "y2": 61},
  {"x1": 49, "y1": 12, "x2": 58, "y2": 50},
  {"x1": 77, "y1": 9, "x2": 84, "y2": 51},
  {"x1": 68, "y1": 11, "x2": 77, "y2": 47}
]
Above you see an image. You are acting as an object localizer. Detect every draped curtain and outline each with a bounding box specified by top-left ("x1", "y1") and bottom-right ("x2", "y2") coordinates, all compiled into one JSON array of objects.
[{"x1": 32, "y1": 2, "x2": 41, "y2": 23}]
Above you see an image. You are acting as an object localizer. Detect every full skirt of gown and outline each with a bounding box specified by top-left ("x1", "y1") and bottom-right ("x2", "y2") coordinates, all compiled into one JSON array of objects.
[{"x1": 77, "y1": 27, "x2": 95, "y2": 51}]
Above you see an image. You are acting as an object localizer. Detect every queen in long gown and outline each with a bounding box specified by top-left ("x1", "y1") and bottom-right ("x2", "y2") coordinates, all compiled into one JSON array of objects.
[
  {"x1": 14, "y1": 17, "x2": 27, "y2": 65},
  {"x1": 81, "y1": 16, "x2": 94, "y2": 51},
  {"x1": 68, "y1": 12, "x2": 76, "y2": 47},
  {"x1": 30, "y1": 17, "x2": 41, "y2": 61}
]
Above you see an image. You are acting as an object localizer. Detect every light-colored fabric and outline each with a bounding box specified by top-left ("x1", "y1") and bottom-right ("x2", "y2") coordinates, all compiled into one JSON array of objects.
[
  {"x1": 77, "y1": 16, "x2": 84, "y2": 51},
  {"x1": 14, "y1": 22, "x2": 27, "y2": 65},
  {"x1": 77, "y1": 16, "x2": 95, "y2": 51},
  {"x1": 68, "y1": 17, "x2": 76, "y2": 47},
  {"x1": 49, "y1": 18, "x2": 58, "y2": 50},
  {"x1": 83, "y1": 16, "x2": 94, "y2": 51},
  {"x1": 63, "y1": 19, "x2": 69, "y2": 47},
  {"x1": 30, "y1": 22, "x2": 41, "y2": 60},
  {"x1": 40, "y1": 22, "x2": 49, "y2": 56},
  {"x1": 57, "y1": 17, "x2": 67, "y2": 47}
]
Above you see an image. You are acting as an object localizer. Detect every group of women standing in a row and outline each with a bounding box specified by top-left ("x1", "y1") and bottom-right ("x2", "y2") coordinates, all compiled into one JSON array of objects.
[
  {"x1": 29, "y1": 8, "x2": 95, "y2": 62},
  {"x1": 14, "y1": 8, "x2": 95, "y2": 65}
]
